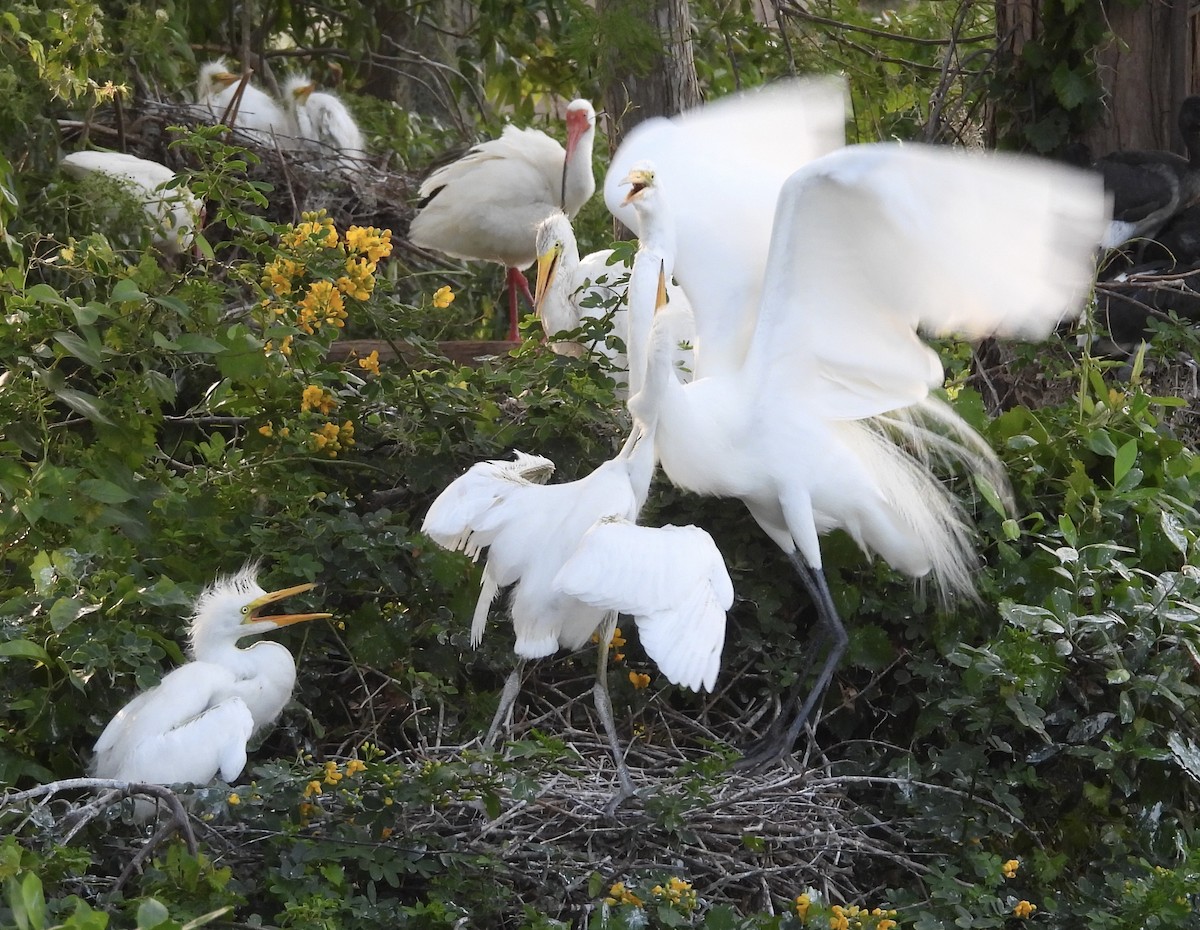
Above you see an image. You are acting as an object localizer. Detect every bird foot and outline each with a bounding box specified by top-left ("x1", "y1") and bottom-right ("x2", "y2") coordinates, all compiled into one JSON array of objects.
[
  {"x1": 731, "y1": 734, "x2": 803, "y2": 774},
  {"x1": 603, "y1": 781, "x2": 640, "y2": 817}
]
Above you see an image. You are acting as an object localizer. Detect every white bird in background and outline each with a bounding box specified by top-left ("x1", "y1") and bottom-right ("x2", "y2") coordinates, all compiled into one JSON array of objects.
[
  {"x1": 608, "y1": 79, "x2": 1109, "y2": 767},
  {"x1": 92, "y1": 566, "x2": 331, "y2": 796},
  {"x1": 281, "y1": 75, "x2": 369, "y2": 177},
  {"x1": 60, "y1": 151, "x2": 204, "y2": 256},
  {"x1": 423, "y1": 265, "x2": 731, "y2": 804},
  {"x1": 409, "y1": 99, "x2": 597, "y2": 341},
  {"x1": 197, "y1": 60, "x2": 292, "y2": 148},
  {"x1": 532, "y1": 210, "x2": 695, "y2": 394}
]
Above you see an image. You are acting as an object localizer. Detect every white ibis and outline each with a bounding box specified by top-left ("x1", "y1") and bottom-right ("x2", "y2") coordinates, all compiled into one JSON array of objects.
[{"x1": 409, "y1": 99, "x2": 597, "y2": 341}]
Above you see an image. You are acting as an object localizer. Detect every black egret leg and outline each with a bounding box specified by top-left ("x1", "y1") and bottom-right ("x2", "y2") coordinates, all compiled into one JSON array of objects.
[
  {"x1": 591, "y1": 618, "x2": 638, "y2": 812},
  {"x1": 484, "y1": 660, "x2": 526, "y2": 748},
  {"x1": 737, "y1": 554, "x2": 848, "y2": 771}
]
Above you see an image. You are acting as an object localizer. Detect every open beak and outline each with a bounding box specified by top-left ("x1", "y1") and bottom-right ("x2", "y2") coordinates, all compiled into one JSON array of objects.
[
  {"x1": 621, "y1": 169, "x2": 652, "y2": 206},
  {"x1": 533, "y1": 247, "x2": 559, "y2": 315},
  {"x1": 294, "y1": 82, "x2": 316, "y2": 101},
  {"x1": 244, "y1": 581, "x2": 332, "y2": 627},
  {"x1": 656, "y1": 261, "x2": 669, "y2": 312}
]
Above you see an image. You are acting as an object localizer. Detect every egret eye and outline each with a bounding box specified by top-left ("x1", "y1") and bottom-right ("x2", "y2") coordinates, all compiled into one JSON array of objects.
[{"x1": 240, "y1": 605, "x2": 250, "y2": 615}]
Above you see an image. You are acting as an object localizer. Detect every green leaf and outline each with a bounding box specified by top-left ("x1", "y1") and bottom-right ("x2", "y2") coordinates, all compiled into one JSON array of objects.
[
  {"x1": 54, "y1": 331, "x2": 105, "y2": 368},
  {"x1": 176, "y1": 333, "x2": 227, "y2": 355},
  {"x1": 111, "y1": 277, "x2": 147, "y2": 303},
  {"x1": 48, "y1": 596, "x2": 86, "y2": 632},
  {"x1": 1160, "y1": 510, "x2": 1189, "y2": 557},
  {"x1": 1113, "y1": 438, "x2": 1137, "y2": 487},
  {"x1": 1051, "y1": 61, "x2": 1094, "y2": 110},
  {"x1": 135, "y1": 898, "x2": 171, "y2": 930},
  {"x1": 0, "y1": 640, "x2": 52, "y2": 663},
  {"x1": 80, "y1": 478, "x2": 134, "y2": 503},
  {"x1": 13, "y1": 872, "x2": 46, "y2": 930},
  {"x1": 54, "y1": 388, "x2": 113, "y2": 425},
  {"x1": 25, "y1": 283, "x2": 66, "y2": 306},
  {"x1": 215, "y1": 331, "x2": 267, "y2": 381}
]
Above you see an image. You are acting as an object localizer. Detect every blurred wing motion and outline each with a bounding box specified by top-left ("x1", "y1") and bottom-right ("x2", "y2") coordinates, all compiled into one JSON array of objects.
[
  {"x1": 746, "y1": 143, "x2": 1111, "y2": 419},
  {"x1": 605, "y1": 77, "x2": 848, "y2": 374},
  {"x1": 554, "y1": 518, "x2": 732, "y2": 692}
]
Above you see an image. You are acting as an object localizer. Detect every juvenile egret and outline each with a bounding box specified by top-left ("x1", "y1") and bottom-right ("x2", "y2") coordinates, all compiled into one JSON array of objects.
[
  {"x1": 281, "y1": 75, "x2": 368, "y2": 176},
  {"x1": 608, "y1": 84, "x2": 1108, "y2": 766},
  {"x1": 423, "y1": 268, "x2": 731, "y2": 802},
  {"x1": 532, "y1": 210, "x2": 695, "y2": 392},
  {"x1": 92, "y1": 566, "x2": 330, "y2": 792},
  {"x1": 60, "y1": 151, "x2": 203, "y2": 256},
  {"x1": 409, "y1": 99, "x2": 597, "y2": 341},
  {"x1": 197, "y1": 59, "x2": 292, "y2": 148}
]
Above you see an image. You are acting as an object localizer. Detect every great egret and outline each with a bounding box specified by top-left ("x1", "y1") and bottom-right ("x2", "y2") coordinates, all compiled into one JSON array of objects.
[
  {"x1": 422, "y1": 267, "x2": 731, "y2": 803},
  {"x1": 409, "y1": 99, "x2": 597, "y2": 341},
  {"x1": 281, "y1": 75, "x2": 368, "y2": 177},
  {"x1": 608, "y1": 81, "x2": 1108, "y2": 765},
  {"x1": 1088, "y1": 96, "x2": 1200, "y2": 250},
  {"x1": 59, "y1": 151, "x2": 203, "y2": 256},
  {"x1": 197, "y1": 60, "x2": 292, "y2": 148},
  {"x1": 532, "y1": 210, "x2": 695, "y2": 393},
  {"x1": 92, "y1": 566, "x2": 330, "y2": 794}
]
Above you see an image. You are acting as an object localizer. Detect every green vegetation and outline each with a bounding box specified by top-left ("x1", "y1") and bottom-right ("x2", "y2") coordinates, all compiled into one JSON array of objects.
[{"x1": 2, "y1": 1, "x2": 1199, "y2": 928}]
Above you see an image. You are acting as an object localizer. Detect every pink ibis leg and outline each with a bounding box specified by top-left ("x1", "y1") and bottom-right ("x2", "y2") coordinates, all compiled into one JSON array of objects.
[{"x1": 504, "y1": 267, "x2": 536, "y2": 341}]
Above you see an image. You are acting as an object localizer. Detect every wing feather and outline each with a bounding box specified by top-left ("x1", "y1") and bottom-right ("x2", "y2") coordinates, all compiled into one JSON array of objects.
[
  {"x1": 746, "y1": 142, "x2": 1109, "y2": 418},
  {"x1": 553, "y1": 520, "x2": 732, "y2": 691}
]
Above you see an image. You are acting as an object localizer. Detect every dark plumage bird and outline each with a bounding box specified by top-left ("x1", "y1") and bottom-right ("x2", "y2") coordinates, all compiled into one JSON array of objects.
[{"x1": 1084, "y1": 97, "x2": 1200, "y2": 252}]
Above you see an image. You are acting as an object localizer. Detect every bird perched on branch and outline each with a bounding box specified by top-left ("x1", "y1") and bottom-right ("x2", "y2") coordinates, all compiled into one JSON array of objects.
[
  {"x1": 282, "y1": 75, "x2": 368, "y2": 177},
  {"x1": 197, "y1": 59, "x2": 292, "y2": 148},
  {"x1": 59, "y1": 150, "x2": 203, "y2": 256},
  {"x1": 606, "y1": 79, "x2": 1109, "y2": 768},
  {"x1": 91, "y1": 566, "x2": 330, "y2": 794},
  {"x1": 409, "y1": 99, "x2": 597, "y2": 341}
]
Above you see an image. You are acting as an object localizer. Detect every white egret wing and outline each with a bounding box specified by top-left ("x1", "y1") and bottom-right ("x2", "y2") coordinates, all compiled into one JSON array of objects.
[
  {"x1": 422, "y1": 452, "x2": 555, "y2": 557},
  {"x1": 553, "y1": 519, "x2": 732, "y2": 692},
  {"x1": 746, "y1": 142, "x2": 1109, "y2": 418},
  {"x1": 605, "y1": 78, "x2": 847, "y2": 374}
]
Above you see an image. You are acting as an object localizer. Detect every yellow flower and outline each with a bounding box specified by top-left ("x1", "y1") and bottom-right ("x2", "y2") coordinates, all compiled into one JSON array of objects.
[
  {"x1": 1003, "y1": 858, "x2": 1020, "y2": 879},
  {"x1": 877, "y1": 921, "x2": 897, "y2": 930},
  {"x1": 303, "y1": 780, "x2": 323, "y2": 797},
  {"x1": 603, "y1": 882, "x2": 643, "y2": 907},
  {"x1": 1013, "y1": 901, "x2": 1037, "y2": 919},
  {"x1": 432, "y1": 285, "x2": 455, "y2": 308},
  {"x1": 610, "y1": 627, "x2": 626, "y2": 649},
  {"x1": 323, "y1": 760, "x2": 344, "y2": 785},
  {"x1": 60, "y1": 245, "x2": 76, "y2": 263},
  {"x1": 298, "y1": 280, "x2": 347, "y2": 330},
  {"x1": 263, "y1": 257, "x2": 305, "y2": 296},
  {"x1": 380, "y1": 826, "x2": 393, "y2": 839},
  {"x1": 301, "y1": 384, "x2": 336, "y2": 415},
  {"x1": 258, "y1": 423, "x2": 274, "y2": 437},
  {"x1": 628, "y1": 671, "x2": 650, "y2": 690},
  {"x1": 357, "y1": 349, "x2": 381, "y2": 376},
  {"x1": 227, "y1": 792, "x2": 240, "y2": 805},
  {"x1": 795, "y1": 894, "x2": 811, "y2": 921},
  {"x1": 337, "y1": 257, "x2": 376, "y2": 300},
  {"x1": 345, "y1": 225, "x2": 393, "y2": 263},
  {"x1": 283, "y1": 212, "x2": 339, "y2": 250},
  {"x1": 345, "y1": 759, "x2": 367, "y2": 777}
]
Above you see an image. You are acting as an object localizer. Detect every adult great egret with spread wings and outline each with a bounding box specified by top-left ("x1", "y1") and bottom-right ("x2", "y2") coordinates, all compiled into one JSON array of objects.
[
  {"x1": 608, "y1": 80, "x2": 1109, "y2": 767},
  {"x1": 92, "y1": 566, "x2": 330, "y2": 791}
]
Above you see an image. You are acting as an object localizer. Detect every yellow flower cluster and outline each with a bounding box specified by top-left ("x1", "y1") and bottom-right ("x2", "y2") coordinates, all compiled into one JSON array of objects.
[
  {"x1": 323, "y1": 760, "x2": 343, "y2": 785},
  {"x1": 357, "y1": 349, "x2": 381, "y2": 376},
  {"x1": 650, "y1": 877, "x2": 696, "y2": 912},
  {"x1": 311, "y1": 420, "x2": 355, "y2": 457},
  {"x1": 301, "y1": 384, "x2": 337, "y2": 415},
  {"x1": 628, "y1": 671, "x2": 650, "y2": 690},
  {"x1": 303, "y1": 780, "x2": 323, "y2": 798},
  {"x1": 282, "y1": 212, "x2": 340, "y2": 250},
  {"x1": 603, "y1": 882, "x2": 643, "y2": 907},
  {"x1": 345, "y1": 225, "x2": 393, "y2": 265},
  {"x1": 258, "y1": 421, "x2": 291, "y2": 439},
  {"x1": 1003, "y1": 859, "x2": 1020, "y2": 880},
  {"x1": 227, "y1": 792, "x2": 241, "y2": 806},
  {"x1": 297, "y1": 280, "x2": 347, "y2": 334},
  {"x1": 794, "y1": 895, "x2": 898, "y2": 930},
  {"x1": 345, "y1": 758, "x2": 367, "y2": 776},
  {"x1": 338, "y1": 257, "x2": 376, "y2": 300},
  {"x1": 263, "y1": 257, "x2": 306, "y2": 297},
  {"x1": 433, "y1": 285, "x2": 455, "y2": 308},
  {"x1": 1013, "y1": 901, "x2": 1037, "y2": 919}
]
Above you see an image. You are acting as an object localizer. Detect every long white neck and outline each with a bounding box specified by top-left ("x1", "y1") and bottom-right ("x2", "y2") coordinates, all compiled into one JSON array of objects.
[
  {"x1": 615, "y1": 418, "x2": 657, "y2": 511},
  {"x1": 626, "y1": 193, "x2": 678, "y2": 395}
]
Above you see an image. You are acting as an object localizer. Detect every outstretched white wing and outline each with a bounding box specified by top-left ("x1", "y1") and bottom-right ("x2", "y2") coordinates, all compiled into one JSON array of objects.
[
  {"x1": 422, "y1": 452, "x2": 556, "y2": 557},
  {"x1": 605, "y1": 77, "x2": 847, "y2": 375},
  {"x1": 745, "y1": 142, "x2": 1109, "y2": 419},
  {"x1": 553, "y1": 518, "x2": 733, "y2": 692}
]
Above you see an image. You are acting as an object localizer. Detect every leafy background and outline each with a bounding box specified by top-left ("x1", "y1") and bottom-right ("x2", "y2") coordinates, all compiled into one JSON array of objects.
[{"x1": 2, "y1": 1, "x2": 1200, "y2": 928}]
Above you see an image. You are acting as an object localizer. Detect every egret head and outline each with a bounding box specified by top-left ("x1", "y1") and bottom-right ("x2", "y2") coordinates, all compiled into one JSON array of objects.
[
  {"x1": 189, "y1": 564, "x2": 331, "y2": 650},
  {"x1": 533, "y1": 212, "x2": 573, "y2": 313},
  {"x1": 621, "y1": 163, "x2": 657, "y2": 206},
  {"x1": 283, "y1": 75, "x2": 317, "y2": 107}
]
